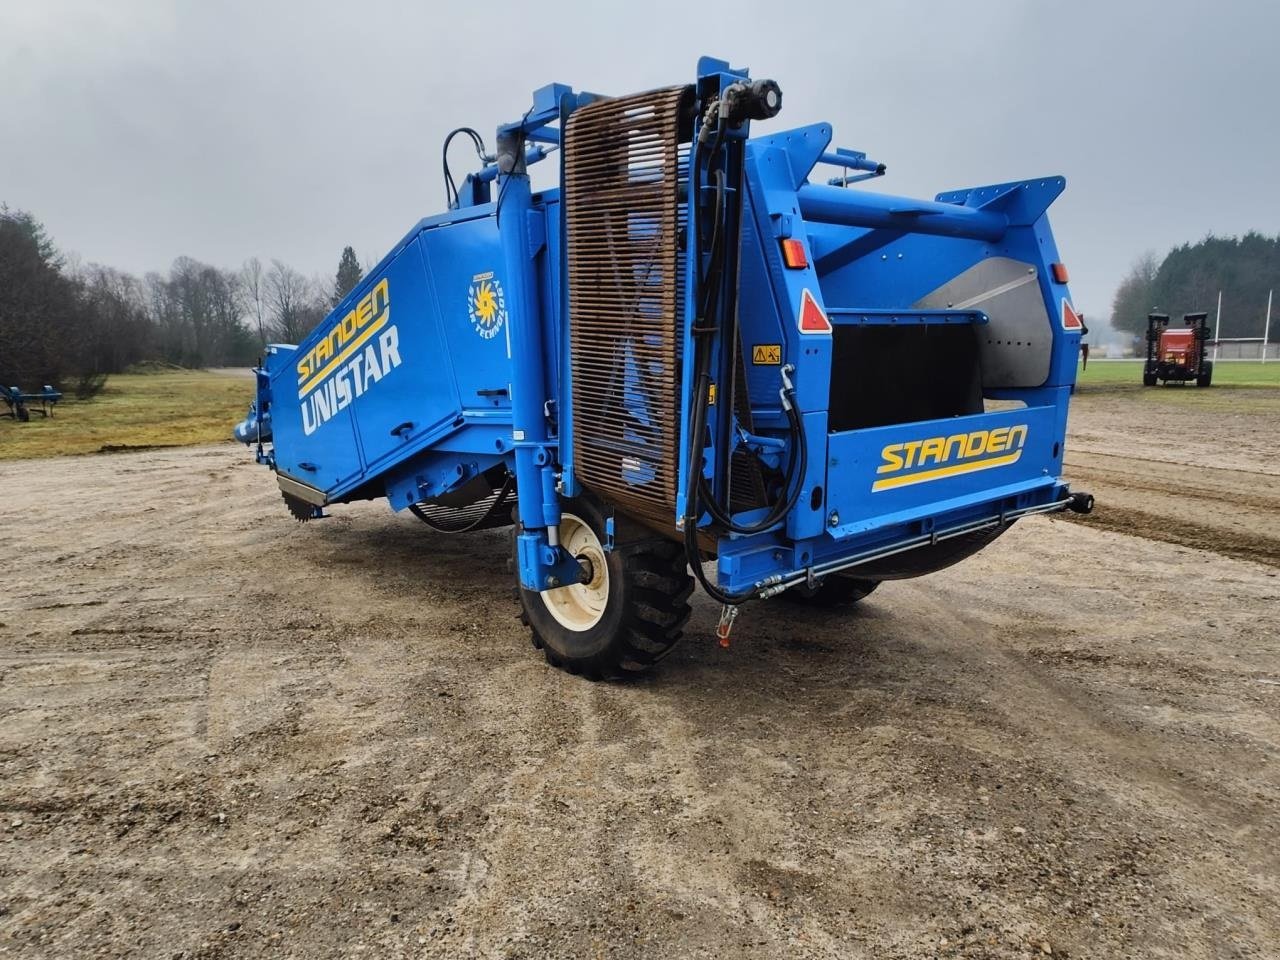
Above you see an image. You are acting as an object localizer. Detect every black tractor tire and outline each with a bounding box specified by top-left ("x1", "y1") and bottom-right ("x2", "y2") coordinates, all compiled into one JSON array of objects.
[
  {"x1": 780, "y1": 575, "x2": 880, "y2": 607},
  {"x1": 1142, "y1": 372, "x2": 1158, "y2": 387},
  {"x1": 513, "y1": 498, "x2": 693, "y2": 679},
  {"x1": 15, "y1": 405, "x2": 30, "y2": 422},
  {"x1": 1196, "y1": 362, "x2": 1213, "y2": 388}
]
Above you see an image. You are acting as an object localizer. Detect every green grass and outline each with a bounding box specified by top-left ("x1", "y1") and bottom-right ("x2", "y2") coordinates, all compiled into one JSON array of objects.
[
  {"x1": 4, "y1": 361, "x2": 1273, "y2": 461},
  {"x1": 1076, "y1": 359, "x2": 1280, "y2": 387},
  {"x1": 0, "y1": 370, "x2": 253, "y2": 461}
]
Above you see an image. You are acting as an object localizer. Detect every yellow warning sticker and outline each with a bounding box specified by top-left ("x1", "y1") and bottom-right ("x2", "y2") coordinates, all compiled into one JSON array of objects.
[
  {"x1": 707, "y1": 383, "x2": 717, "y2": 405},
  {"x1": 752, "y1": 344, "x2": 782, "y2": 365}
]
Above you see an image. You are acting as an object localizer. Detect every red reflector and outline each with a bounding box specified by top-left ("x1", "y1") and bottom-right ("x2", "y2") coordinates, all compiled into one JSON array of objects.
[
  {"x1": 798, "y1": 289, "x2": 831, "y2": 334},
  {"x1": 1061, "y1": 299, "x2": 1083, "y2": 330},
  {"x1": 1051, "y1": 262, "x2": 1070, "y2": 283},
  {"x1": 780, "y1": 238, "x2": 808, "y2": 269}
]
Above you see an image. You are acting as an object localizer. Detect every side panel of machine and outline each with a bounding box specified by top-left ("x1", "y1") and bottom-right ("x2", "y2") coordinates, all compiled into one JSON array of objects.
[
  {"x1": 269, "y1": 361, "x2": 363, "y2": 493},
  {"x1": 269, "y1": 235, "x2": 457, "y2": 495},
  {"x1": 824, "y1": 405, "x2": 1060, "y2": 535},
  {"x1": 419, "y1": 214, "x2": 516, "y2": 419}
]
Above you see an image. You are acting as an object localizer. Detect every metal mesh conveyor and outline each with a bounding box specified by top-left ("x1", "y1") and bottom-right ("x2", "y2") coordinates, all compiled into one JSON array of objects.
[{"x1": 563, "y1": 85, "x2": 692, "y2": 529}]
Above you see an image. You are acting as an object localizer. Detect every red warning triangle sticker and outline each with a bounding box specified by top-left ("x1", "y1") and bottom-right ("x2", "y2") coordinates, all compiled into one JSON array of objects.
[
  {"x1": 798, "y1": 289, "x2": 831, "y2": 334},
  {"x1": 1061, "y1": 299, "x2": 1083, "y2": 331}
]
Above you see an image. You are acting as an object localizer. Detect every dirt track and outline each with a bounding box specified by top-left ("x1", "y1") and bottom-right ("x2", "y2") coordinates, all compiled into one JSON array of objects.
[
  {"x1": 1, "y1": 384, "x2": 1278, "y2": 959},
  {"x1": 1062, "y1": 382, "x2": 1280, "y2": 568}
]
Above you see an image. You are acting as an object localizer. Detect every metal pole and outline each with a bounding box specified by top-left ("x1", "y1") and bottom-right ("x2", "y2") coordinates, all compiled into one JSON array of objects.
[
  {"x1": 1213, "y1": 290, "x2": 1222, "y2": 363},
  {"x1": 796, "y1": 184, "x2": 1008, "y2": 242},
  {"x1": 498, "y1": 155, "x2": 561, "y2": 589},
  {"x1": 1264, "y1": 289, "x2": 1273, "y2": 364}
]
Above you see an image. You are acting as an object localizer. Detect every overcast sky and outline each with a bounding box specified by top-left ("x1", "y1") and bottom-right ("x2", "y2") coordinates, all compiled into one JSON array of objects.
[{"x1": 2, "y1": 0, "x2": 1277, "y2": 324}]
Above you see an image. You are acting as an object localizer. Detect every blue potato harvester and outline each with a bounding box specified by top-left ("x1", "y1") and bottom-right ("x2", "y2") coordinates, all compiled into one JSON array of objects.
[{"x1": 236, "y1": 58, "x2": 1093, "y2": 677}]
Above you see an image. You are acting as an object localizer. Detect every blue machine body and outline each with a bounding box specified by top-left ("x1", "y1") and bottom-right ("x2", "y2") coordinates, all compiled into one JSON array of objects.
[
  {"x1": 239, "y1": 58, "x2": 1085, "y2": 601},
  {"x1": 262, "y1": 204, "x2": 520, "y2": 500}
]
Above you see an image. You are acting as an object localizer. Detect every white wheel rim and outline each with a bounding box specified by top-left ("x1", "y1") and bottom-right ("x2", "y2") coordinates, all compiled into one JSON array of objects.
[{"x1": 540, "y1": 513, "x2": 609, "y2": 632}]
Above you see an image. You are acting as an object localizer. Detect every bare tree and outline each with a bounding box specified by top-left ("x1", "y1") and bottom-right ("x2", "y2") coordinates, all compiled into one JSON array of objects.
[
  {"x1": 240, "y1": 256, "x2": 266, "y2": 348},
  {"x1": 265, "y1": 259, "x2": 314, "y2": 344},
  {"x1": 1109, "y1": 251, "x2": 1160, "y2": 337},
  {"x1": 80, "y1": 265, "x2": 151, "y2": 370},
  {"x1": 141, "y1": 259, "x2": 253, "y2": 368},
  {"x1": 207, "y1": 266, "x2": 245, "y2": 363}
]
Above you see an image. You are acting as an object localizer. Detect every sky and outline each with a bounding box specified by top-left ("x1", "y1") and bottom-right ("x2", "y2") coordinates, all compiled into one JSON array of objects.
[{"x1": 2, "y1": 0, "x2": 1278, "y2": 328}]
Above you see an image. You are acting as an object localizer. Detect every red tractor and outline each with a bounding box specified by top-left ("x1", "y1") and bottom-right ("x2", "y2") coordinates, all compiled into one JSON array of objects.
[{"x1": 1143, "y1": 311, "x2": 1213, "y2": 387}]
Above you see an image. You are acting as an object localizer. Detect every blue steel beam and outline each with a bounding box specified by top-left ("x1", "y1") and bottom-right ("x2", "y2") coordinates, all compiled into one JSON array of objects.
[{"x1": 796, "y1": 184, "x2": 1008, "y2": 242}]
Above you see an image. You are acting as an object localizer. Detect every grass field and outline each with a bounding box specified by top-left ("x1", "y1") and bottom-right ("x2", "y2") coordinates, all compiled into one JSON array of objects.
[
  {"x1": 3, "y1": 362, "x2": 1275, "y2": 462},
  {"x1": 0, "y1": 369, "x2": 253, "y2": 461},
  {"x1": 1076, "y1": 359, "x2": 1280, "y2": 387}
]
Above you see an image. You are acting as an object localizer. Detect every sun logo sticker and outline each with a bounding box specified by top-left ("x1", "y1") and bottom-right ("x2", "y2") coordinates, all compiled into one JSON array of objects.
[{"x1": 468, "y1": 272, "x2": 507, "y2": 340}]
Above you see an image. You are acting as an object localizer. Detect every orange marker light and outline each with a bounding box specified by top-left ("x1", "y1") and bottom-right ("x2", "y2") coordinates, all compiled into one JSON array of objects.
[
  {"x1": 1051, "y1": 262, "x2": 1070, "y2": 283},
  {"x1": 780, "y1": 238, "x2": 808, "y2": 269}
]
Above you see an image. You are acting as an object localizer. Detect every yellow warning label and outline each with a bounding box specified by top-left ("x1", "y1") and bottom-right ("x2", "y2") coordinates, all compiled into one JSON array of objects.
[
  {"x1": 752, "y1": 344, "x2": 782, "y2": 365},
  {"x1": 707, "y1": 383, "x2": 717, "y2": 405}
]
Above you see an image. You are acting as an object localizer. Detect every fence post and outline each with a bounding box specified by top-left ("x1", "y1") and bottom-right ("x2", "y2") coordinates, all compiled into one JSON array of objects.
[
  {"x1": 1263, "y1": 289, "x2": 1273, "y2": 364},
  {"x1": 1213, "y1": 289, "x2": 1222, "y2": 363}
]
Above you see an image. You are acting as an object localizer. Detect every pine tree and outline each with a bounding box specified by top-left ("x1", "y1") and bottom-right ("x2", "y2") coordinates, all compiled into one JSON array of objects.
[
  {"x1": 1110, "y1": 234, "x2": 1280, "y2": 339},
  {"x1": 333, "y1": 246, "x2": 363, "y2": 306}
]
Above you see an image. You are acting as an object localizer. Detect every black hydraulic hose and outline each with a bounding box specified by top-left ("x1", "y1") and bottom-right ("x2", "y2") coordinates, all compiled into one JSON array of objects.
[
  {"x1": 685, "y1": 518, "x2": 751, "y2": 605},
  {"x1": 696, "y1": 404, "x2": 798, "y2": 526},
  {"x1": 683, "y1": 310, "x2": 744, "y2": 602},
  {"x1": 684, "y1": 393, "x2": 755, "y2": 605},
  {"x1": 442, "y1": 127, "x2": 488, "y2": 209},
  {"x1": 696, "y1": 166, "x2": 727, "y2": 322},
  {"x1": 685, "y1": 120, "x2": 809, "y2": 541},
  {"x1": 696, "y1": 396, "x2": 807, "y2": 535},
  {"x1": 680, "y1": 175, "x2": 768, "y2": 599},
  {"x1": 681, "y1": 103, "x2": 817, "y2": 601},
  {"x1": 682, "y1": 376, "x2": 808, "y2": 605},
  {"x1": 682, "y1": 113, "x2": 780, "y2": 604}
]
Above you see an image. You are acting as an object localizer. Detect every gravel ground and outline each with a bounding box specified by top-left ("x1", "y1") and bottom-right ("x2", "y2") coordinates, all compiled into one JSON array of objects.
[{"x1": 1, "y1": 384, "x2": 1278, "y2": 959}]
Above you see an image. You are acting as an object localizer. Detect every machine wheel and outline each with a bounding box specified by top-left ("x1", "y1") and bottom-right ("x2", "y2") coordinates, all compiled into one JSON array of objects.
[
  {"x1": 1196, "y1": 362, "x2": 1213, "y2": 388},
  {"x1": 1142, "y1": 371, "x2": 1158, "y2": 387},
  {"x1": 513, "y1": 498, "x2": 693, "y2": 679},
  {"x1": 781, "y1": 575, "x2": 880, "y2": 607},
  {"x1": 15, "y1": 405, "x2": 30, "y2": 422}
]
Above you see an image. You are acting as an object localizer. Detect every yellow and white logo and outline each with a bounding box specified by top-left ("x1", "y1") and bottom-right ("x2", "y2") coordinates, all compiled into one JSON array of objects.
[
  {"x1": 468, "y1": 272, "x2": 507, "y2": 340},
  {"x1": 873, "y1": 424, "x2": 1027, "y2": 492},
  {"x1": 294, "y1": 277, "x2": 402, "y2": 436}
]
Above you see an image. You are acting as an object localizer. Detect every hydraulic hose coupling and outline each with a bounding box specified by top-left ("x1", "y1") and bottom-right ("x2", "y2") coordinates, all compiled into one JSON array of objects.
[
  {"x1": 778, "y1": 363, "x2": 796, "y2": 412},
  {"x1": 716, "y1": 604, "x2": 740, "y2": 648}
]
